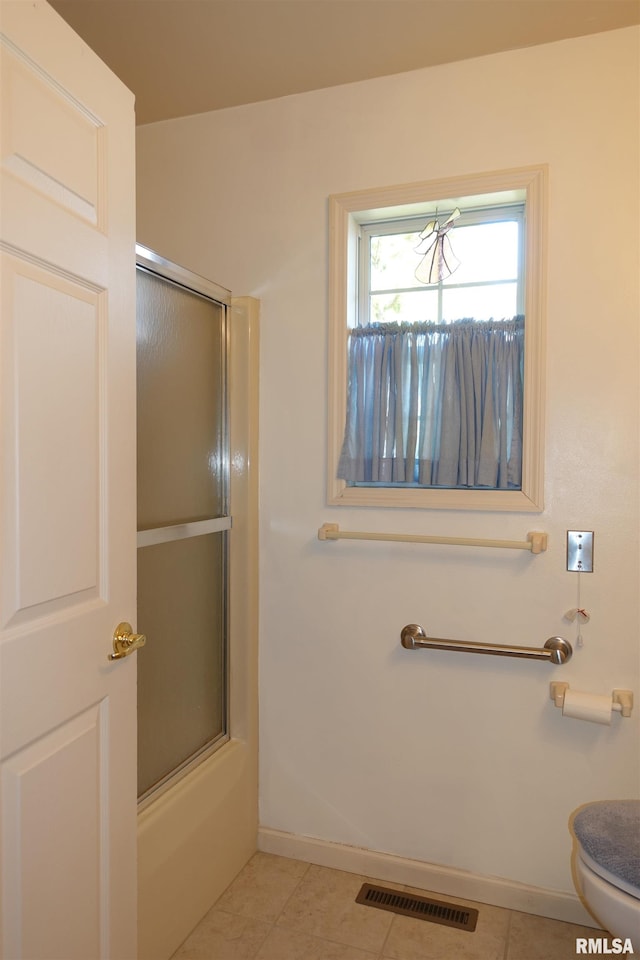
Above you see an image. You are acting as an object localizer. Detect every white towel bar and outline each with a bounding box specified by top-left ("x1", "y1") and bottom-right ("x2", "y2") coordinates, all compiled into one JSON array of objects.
[{"x1": 318, "y1": 523, "x2": 548, "y2": 554}]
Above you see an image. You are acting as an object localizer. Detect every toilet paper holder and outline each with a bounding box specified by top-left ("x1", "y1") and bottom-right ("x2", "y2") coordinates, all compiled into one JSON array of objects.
[{"x1": 550, "y1": 682, "x2": 634, "y2": 717}]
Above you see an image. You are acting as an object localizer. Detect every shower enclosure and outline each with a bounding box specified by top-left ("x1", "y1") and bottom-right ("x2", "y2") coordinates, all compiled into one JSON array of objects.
[
  {"x1": 134, "y1": 246, "x2": 258, "y2": 960},
  {"x1": 135, "y1": 245, "x2": 230, "y2": 803}
]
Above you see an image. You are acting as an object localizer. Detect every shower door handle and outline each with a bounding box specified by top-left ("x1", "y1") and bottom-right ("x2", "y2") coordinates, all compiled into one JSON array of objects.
[{"x1": 109, "y1": 622, "x2": 147, "y2": 661}]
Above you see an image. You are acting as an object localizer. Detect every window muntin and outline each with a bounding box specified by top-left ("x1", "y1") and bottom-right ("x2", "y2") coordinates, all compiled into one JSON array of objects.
[{"x1": 327, "y1": 167, "x2": 547, "y2": 512}]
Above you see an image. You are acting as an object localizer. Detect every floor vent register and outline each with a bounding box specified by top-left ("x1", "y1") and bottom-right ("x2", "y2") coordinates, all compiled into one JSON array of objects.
[{"x1": 355, "y1": 882, "x2": 478, "y2": 932}]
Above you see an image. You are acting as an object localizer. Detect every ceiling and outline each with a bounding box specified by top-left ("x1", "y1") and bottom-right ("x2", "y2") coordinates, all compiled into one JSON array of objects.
[{"x1": 49, "y1": 0, "x2": 640, "y2": 125}]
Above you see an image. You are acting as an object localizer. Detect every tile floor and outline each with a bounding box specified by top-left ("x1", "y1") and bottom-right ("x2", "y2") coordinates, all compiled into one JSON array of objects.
[{"x1": 170, "y1": 852, "x2": 612, "y2": 960}]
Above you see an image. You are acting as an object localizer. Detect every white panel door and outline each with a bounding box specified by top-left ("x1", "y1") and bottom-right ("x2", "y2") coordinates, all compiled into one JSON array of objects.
[{"x1": 0, "y1": 3, "x2": 137, "y2": 958}]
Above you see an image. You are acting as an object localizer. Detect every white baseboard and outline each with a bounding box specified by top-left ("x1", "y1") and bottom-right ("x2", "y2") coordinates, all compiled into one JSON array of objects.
[{"x1": 257, "y1": 826, "x2": 599, "y2": 928}]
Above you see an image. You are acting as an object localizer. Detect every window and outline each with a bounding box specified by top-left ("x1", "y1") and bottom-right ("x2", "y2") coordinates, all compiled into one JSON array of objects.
[
  {"x1": 362, "y1": 205, "x2": 524, "y2": 326},
  {"x1": 328, "y1": 166, "x2": 547, "y2": 511}
]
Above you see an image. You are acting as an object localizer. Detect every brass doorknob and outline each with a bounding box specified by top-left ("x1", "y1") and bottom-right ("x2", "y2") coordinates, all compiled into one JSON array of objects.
[{"x1": 109, "y1": 622, "x2": 147, "y2": 661}]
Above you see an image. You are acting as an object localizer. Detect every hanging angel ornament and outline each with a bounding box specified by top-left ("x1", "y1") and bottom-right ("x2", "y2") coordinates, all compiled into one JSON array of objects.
[{"x1": 414, "y1": 207, "x2": 461, "y2": 284}]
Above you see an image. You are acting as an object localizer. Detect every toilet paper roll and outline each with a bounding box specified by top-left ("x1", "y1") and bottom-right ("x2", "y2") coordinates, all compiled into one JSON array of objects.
[{"x1": 562, "y1": 689, "x2": 612, "y2": 725}]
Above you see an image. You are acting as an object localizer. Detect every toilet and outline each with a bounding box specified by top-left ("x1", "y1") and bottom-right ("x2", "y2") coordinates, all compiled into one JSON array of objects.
[{"x1": 571, "y1": 800, "x2": 640, "y2": 943}]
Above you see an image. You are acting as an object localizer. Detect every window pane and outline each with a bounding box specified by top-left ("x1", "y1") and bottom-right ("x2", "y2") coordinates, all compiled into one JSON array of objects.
[
  {"x1": 442, "y1": 282, "x2": 518, "y2": 321},
  {"x1": 370, "y1": 231, "x2": 422, "y2": 291},
  {"x1": 371, "y1": 290, "x2": 438, "y2": 324},
  {"x1": 444, "y1": 221, "x2": 519, "y2": 285}
]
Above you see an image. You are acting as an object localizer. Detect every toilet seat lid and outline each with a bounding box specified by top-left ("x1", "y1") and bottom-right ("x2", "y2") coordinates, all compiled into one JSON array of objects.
[{"x1": 573, "y1": 800, "x2": 640, "y2": 897}]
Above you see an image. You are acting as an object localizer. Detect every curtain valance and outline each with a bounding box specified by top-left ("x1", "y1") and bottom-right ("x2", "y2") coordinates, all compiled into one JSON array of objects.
[{"x1": 338, "y1": 317, "x2": 524, "y2": 488}]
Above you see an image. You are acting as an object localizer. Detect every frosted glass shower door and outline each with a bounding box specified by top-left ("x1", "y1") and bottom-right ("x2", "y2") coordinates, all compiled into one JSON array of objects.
[{"x1": 135, "y1": 247, "x2": 230, "y2": 801}]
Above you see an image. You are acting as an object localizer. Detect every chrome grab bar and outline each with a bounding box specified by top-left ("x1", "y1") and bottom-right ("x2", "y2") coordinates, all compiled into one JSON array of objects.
[{"x1": 400, "y1": 623, "x2": 572, "y2": 665}]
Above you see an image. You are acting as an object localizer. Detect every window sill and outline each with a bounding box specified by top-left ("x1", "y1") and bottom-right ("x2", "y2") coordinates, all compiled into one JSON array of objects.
[{"x1": 329, "y1": 480, "x2": 543, "y2": 512}]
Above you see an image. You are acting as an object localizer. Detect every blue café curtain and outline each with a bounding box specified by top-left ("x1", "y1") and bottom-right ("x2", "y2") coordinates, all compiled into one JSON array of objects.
[{"x1": 337, "y1": 317, "x2": 524, "y2": 488}]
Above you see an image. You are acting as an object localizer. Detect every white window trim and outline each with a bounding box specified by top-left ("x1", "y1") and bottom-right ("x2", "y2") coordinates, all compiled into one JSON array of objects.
[{"x1": 327, "y1": 165, "x2": 548, "y2": 512}]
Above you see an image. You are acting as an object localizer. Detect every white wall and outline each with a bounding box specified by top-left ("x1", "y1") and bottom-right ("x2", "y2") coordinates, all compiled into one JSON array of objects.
[{"x1": 136, "y1": 27, "x2": 639, "y2": 899}]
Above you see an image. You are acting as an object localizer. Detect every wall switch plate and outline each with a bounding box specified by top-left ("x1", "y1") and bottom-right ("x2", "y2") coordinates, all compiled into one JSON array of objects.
[{"x1": 567, "y1": 531, "x2": 594, "y2": 572}]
